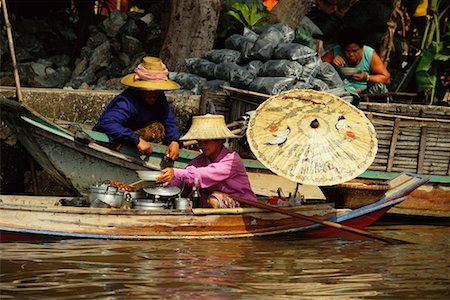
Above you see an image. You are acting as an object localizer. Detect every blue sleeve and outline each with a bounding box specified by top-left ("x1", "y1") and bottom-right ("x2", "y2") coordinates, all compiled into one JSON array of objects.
[
  {"x1": 161, "y1": 98, "x2": 181, "y2": 145},
  {"x1": 95, "y1": 97, "x2": 140, "y2": 145}
]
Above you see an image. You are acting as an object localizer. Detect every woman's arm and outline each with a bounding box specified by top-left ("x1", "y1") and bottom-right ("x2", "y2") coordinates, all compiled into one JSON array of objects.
[
  {"x1": 96, "y1": 98, "x2": 140, "y2": 145},
  {"x1": 172, "y1": 153, "x2": 240, "y2": 188},
  {"x1": 368, "y1": 51, "x2": 390, "y2": 84},
  {"x1": 321, "y1": 48, "x2": 346, "y2": 66}
]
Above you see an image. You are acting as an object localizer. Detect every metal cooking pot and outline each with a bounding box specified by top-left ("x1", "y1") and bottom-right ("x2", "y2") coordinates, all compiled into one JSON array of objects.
[
  {"x1": 132, "y1": 199, "x2": 169, "y2": 210},
  {"x1": 144, "y1": 186, "x2": 181, "y2": 197},
  {"x1": 89, "y1": 184, "x2": 124, "y2": 208},
  {"x1": 175, "y1": 198, "x2": 191, "y2": 210},
  {"x1": 123, "y1": 190, "x2": 146, "y2": 201}
]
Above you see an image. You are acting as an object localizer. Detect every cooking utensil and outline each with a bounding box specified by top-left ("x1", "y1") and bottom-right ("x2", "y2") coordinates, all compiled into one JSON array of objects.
[
  {"x1": 88, "y1": 184, "x2": 124, "y2": 208},
  {"x1": 132, "y1": 199, "x2": 169, "y2": 210},
  {"x1": 144, "y1": 186, "x2": 181, "y2": 197},
  {"x1": 123, "y1": 190, "x2": 146, "y2": 201},
  {"x1": 160, "y1": 154, "x2": 174, "y2": 169},
  {"x1": 174, "y1": 198, "x2": 191, "y2": 210},
  {"x1": 136, "y1": 170, "x2": 162, "y2": 181},
  {"x1": 128, "y1": 179, "x2": 145, "y2": 186}
]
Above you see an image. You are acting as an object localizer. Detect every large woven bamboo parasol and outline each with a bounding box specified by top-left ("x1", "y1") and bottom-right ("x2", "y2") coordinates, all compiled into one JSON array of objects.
[{"x1": 246, "y1": 89, "x2": 377, "y2": 186}]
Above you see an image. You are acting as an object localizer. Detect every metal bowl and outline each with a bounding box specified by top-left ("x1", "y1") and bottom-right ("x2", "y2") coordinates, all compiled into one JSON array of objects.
[{"x1": 136, "y1": 170, "x2": 162, "y2": 181}]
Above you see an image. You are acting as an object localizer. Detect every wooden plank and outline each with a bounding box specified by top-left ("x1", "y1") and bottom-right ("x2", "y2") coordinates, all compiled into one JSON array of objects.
[
  {"x1": 387, "y1": 117, "x2": 401, "y2": 172},
  {"x1": 364, "y1": 111, "x2": 450, "y2": 123},
  {"x1": 417, "y1": 127, "x2": 428, "y2": 174}
]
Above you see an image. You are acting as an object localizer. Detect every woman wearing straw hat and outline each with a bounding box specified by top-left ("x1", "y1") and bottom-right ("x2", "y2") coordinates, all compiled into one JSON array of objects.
[
  {"x1": 157, "y1": 114, "x2": 258, "y2": 208},
  {"x1": 93, "y1": 57, "x2": 182, "y2": 160}
]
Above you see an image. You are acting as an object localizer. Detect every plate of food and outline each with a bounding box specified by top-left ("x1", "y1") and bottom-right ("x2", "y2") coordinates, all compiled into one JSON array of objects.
[{"x1": 339, "y1": 67, "x2": 361, "y2": 76}]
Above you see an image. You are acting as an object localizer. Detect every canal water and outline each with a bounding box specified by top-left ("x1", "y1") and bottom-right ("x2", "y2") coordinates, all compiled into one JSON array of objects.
[{"x1": 1, "y1": 223, "x2": 448, "y2": 299}]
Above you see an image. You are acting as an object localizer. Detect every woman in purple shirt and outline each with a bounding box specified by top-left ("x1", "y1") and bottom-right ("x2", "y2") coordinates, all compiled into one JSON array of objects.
[
  {"x1": 93, "y1": 57, "x2": 182, "y2": 160},
  {"x1": 157, "y1": 114, "x2": 258, "y2": 208}
]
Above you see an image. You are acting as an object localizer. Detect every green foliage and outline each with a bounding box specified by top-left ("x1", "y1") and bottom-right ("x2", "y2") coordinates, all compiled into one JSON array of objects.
[
  {"x1": 226, "y1": 1, "x2": 269, "y2": 29},
  {"x1": 396, "y1": 0, "x2": 450, "y2": 104}
]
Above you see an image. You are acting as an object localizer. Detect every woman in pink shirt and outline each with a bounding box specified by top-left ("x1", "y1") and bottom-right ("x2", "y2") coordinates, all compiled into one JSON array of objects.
[{"x1": 157, "y1": 114, "x2": 257, "y2": 208}]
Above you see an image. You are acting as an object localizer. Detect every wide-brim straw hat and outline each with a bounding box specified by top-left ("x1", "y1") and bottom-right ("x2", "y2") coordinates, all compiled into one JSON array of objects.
[
  {"x1": 246, "y1": 89, "x2": 378, "y2": 186},
  {"x1": 180, "y1": 114, "x2": 240, "y2": 141},
  {"x1": 120, "y1": 56, "x2": 181, "y2": 91}
]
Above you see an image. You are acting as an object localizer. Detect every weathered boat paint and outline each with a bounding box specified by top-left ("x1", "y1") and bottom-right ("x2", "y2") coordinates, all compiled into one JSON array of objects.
[{"x1": 0, "y1": 194, "x2": 409, "y2": 240}]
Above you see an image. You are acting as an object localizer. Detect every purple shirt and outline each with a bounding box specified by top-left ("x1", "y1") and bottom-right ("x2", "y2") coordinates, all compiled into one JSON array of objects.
[{"x1": 172, "y1": 146, "x2": 257, "y2": 207}]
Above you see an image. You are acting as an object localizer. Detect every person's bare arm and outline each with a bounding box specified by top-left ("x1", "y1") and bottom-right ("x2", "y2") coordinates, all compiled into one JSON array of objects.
[
  {"x1": 368, "y1": 51, "x2": 390, "y2": 84},
  {"x1": 321, "y1": 49, "x2": 334, "y2": 63},
  {"x1": 137, "y1": 137, "x2": 152, "y2": 155},
  {"x1": 321, "y1": 49, "x2": 345, "y2": 66}
]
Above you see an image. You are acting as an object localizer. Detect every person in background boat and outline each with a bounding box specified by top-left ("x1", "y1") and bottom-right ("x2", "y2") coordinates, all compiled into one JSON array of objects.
[
  {"x1": 321, "y1": 30, "x2": 390, "y2": 96},
  {"x1": 156, "y1": 114, "x2": 258, "y2": 208},
  {"x1": 93, "y1": 57, "x2": 182, "y2": 160}
]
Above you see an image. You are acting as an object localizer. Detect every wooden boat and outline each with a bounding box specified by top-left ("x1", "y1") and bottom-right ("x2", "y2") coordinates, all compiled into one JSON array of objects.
[
  {"x1": 0, "y1": 172, "x2": 430, "y2": 240},
  {"x1": 1, "y1": 95, "x2": 447, "y2": 218}
]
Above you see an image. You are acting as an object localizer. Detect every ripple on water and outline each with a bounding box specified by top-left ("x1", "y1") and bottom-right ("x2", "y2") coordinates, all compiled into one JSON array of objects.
[{"x1": 0, "y1": 225, "x2": 449, "y2": 299}]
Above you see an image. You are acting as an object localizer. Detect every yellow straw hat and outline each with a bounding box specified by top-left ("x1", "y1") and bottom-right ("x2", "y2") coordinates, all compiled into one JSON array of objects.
[
  {"x1": 180, "y1": 114, "x2": 240, "y2": 141},
  {"x1": 120, "y1": 56, "x2": 181, "y2": 91}
]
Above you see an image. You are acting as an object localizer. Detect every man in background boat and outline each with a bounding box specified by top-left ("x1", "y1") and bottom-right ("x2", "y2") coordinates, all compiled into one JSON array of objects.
[
  {"x1": 156, "y1": 114, "x2": 258, "y2": 208},
  {"x1": 93, "y1": 57, "x2": 182, "y2": 160},
  {"x1": 321, "y1": 30, "x2": 390, "y2": 103}
]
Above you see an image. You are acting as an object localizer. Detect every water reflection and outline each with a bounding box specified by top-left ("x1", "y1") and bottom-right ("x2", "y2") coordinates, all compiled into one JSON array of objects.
[{"x1": 1, "y1": 225, "x2": 448, "y2": 299}]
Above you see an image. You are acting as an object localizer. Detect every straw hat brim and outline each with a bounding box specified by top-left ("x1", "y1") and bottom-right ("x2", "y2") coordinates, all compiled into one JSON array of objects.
[
  {"x1": 180, "y1": 114, "x2": 240, "y2": 141},
  {"x1": 121, "y1": 74, "x2": 181, "y2": 91},
  {"x1": 181, "y1": 131, "x2": 239, "y2": 141}
]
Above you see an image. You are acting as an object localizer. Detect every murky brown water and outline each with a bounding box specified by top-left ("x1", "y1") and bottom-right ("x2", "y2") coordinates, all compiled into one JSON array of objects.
[{"x1": 1, "y1": 223, "x2": 449, "y2": 299}]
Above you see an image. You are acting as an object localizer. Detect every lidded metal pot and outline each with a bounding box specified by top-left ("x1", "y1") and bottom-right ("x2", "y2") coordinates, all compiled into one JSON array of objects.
[
  {"x1": 88, "y1": 184, "x2": 124, "y2": 208},
  {"x1": 132, "y1": 186, "x2": 182, "y2": 210}
]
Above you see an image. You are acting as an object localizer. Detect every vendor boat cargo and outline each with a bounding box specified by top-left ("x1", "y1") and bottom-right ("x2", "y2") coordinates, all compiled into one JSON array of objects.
[{"x1": 0, "y1": 172, "x2": 429, "y2": 240}]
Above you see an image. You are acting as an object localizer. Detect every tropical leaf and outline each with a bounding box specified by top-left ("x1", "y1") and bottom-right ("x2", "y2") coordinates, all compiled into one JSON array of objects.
[
  {"x1": 227, "y1": 1, "x2": 269, "y2": 29},
  {"x1": 416, "y1": 65, "x2": 437, "y2": 92},
  {"x1": 227, "y1": 10, "x2": 246, "y2": 27}
]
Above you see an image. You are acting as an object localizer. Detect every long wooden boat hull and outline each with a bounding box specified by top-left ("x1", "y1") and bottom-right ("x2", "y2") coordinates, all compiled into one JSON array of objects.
[
  {"x1": 0, "y1": 194, "x2": 408, "y2": 241},
  {"x1": 0, "y1": 172, "x2": 430, "y2": 240}
]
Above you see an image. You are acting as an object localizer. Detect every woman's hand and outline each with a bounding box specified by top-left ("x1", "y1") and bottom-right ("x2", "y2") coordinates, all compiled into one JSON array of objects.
[
  {"x1": 137, "y1": 137, "x2": 152, "y2": 155},
  {"x1": 157, "y1": 168, "x2": 175, "y2": 186},
  {"x1": 166, "y1": 141, "x2": 180, "y2": 160},
  {"x1": 352, "y1": 69, "x2": 367, "y2": 82},
  {"x1": 332, "y1": 55, "x2": 346, "y2": 66}
]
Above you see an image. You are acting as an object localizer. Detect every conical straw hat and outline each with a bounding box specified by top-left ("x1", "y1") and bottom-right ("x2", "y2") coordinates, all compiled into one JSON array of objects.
[
  {"x1": 180, "y1": 114, "x2": 239, "y2": 140},
  {"x1": 121, "y1": 56, "x2": 181, "y2": 91},
  {"x1": 246, "y1": 89, "x2": 378, "y2": 186}
]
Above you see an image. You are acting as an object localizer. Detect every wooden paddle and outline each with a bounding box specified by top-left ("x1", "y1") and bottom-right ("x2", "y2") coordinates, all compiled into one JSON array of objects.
[{"x1": 233, "y1": 197, "x2": 412, "y2": 245}]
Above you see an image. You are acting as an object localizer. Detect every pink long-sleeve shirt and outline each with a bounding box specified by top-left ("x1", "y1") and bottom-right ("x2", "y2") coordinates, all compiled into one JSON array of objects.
[{"x1": 172, "y1": 146, "x2": 257, "y2": 207}]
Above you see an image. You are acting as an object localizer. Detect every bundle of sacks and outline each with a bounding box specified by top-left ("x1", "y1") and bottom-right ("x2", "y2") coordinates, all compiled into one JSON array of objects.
[{"x1": 169, "y1": 24, "x2": 346, "y2": 97}]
